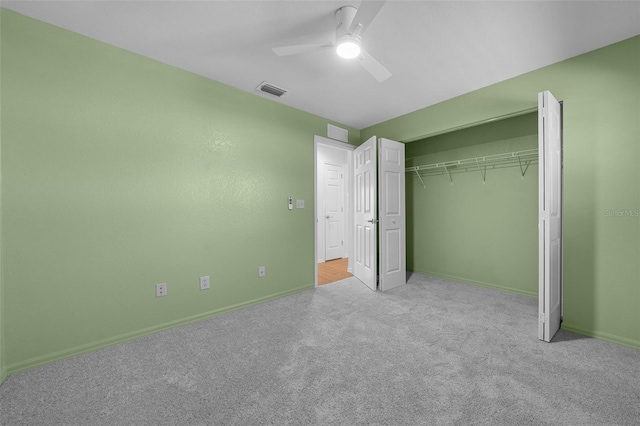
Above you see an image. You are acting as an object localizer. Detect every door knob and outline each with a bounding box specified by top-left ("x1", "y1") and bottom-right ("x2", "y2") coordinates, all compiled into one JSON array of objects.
[
  {"x1": 326, "y1": 215, "x2": 331, "y2": 219},
  {"x1": 367, "y1": 219, "x2": 379, "y2": 224}
]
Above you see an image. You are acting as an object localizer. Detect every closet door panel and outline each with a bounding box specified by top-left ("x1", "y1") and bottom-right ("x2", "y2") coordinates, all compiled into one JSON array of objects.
[
  {"x1": 379, "y1": 138, "x2": 406, "y2": 292},
  {"x1": 538, "y1": 90, "x2": 563, "y2": 342},
  {"x1": 354, "y1": 136, "x2": 377, "y2": 291}
]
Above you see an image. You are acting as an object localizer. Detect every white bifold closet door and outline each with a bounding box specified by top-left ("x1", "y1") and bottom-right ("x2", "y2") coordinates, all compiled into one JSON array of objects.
[
  {"x1": 378, "y1": 138, "x2": 406, "y2": 291},
  {"x1": 353, "y1": 136, "x2": 406, "y2": 291},
  {"x1": 538, "y1": 90, "x2": 563, "y2": 342}
]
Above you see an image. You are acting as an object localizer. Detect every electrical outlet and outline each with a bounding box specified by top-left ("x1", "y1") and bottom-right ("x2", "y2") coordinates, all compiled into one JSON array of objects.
[
  {"x1": 258, "y1": 266, "x2": 266, "y2": 278},
  {"x1": 156, "y1": 283, "x2": 167, "y2": 298},
  {"x1": 199, "y1": 276, "x2": 210, "y2": 290},
  {"x1": 296, "y1": 199, "x2": 305, "y2": 209}
]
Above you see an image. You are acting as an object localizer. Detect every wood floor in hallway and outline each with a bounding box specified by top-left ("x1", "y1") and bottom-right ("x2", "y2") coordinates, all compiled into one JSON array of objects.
[{"x1": 317, "y1": 258, "x2": 352, "y2": 285}]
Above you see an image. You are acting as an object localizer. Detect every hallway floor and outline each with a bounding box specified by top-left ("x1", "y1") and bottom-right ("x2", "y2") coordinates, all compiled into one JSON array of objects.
[{"x1": 317, "y1": 258, "x2": 352, "y2": 285}]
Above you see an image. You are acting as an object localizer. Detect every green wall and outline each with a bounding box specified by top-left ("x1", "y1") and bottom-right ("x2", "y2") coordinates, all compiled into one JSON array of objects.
[
  {"x1": 365, "y1": 36, "x2": 640, "y2": 349},
  {"x1": 0, "y1": 9, "x2": 359, "y2": 373},
  {"x1": 406, "y1": 113, "x2": 538, "y2": 297}
]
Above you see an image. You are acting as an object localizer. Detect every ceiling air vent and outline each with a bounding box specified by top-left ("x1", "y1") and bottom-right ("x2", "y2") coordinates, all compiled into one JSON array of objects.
[{"x1": 256, "y1": 81, "x2": 287, "y2": 98}]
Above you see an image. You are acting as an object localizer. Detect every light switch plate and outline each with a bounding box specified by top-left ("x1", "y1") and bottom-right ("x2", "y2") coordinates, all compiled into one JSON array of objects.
[{"x1": 296, "y1": 199, "x2": 305, "y2": 209}]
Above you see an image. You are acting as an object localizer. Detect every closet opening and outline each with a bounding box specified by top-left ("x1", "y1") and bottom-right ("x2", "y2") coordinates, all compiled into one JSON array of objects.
[
  {"x1": 404, "y1": 93, "x2": 563, "y2": 342},
  {"x1": 405, "y1": 111, "x2": 540, "y2": 299}
]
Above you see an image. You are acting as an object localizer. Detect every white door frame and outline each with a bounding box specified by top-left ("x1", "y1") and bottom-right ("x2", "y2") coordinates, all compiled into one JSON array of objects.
[{"x1": 314, "y1": 135, "x2": 354, "y2": 287}]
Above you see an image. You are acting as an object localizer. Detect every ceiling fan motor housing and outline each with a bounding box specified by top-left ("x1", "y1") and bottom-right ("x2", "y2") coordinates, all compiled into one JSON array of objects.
[{"x1": 335, "y1": 6, "x2": 359, "y2": 39}]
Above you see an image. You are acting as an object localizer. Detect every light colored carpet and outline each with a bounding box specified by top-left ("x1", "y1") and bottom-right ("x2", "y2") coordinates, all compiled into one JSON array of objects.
[{"x1": 1, "y1": 273, "x2": 638, "y2": 425}]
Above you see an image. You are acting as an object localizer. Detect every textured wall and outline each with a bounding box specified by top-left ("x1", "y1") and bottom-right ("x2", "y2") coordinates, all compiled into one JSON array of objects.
[
  {"x1": 365, "y1": 36, "x2": 640, "y2": 349},
  {"x1": 0, "y1": 9, "x2": 359, "y2": 372}
]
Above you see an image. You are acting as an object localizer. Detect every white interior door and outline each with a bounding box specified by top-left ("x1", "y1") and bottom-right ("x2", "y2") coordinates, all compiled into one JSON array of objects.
[
  {"x1": 354, "y1": 136, "x2": 377, "y2": 291},
  {"x1": 538, "y1": 90, "x2": 563, "y2": 342},
  {"x1": 378, "y1": 138, "x2": 406, "y2": 291},
  {"x1": 324, "y1": 163, "x2": 345, "y2": 261}
]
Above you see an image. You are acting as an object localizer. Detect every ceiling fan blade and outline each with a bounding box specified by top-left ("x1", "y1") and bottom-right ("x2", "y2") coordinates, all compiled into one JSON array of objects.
[
  {"x1": 349, "y1": 1, "x2": 387, "y2": 35},
  {"x1": 272, "y1": 43, "x2": 329, "y2": 56},
  {"x1": 358, "y1": 49, "x2": 392, "y2": 82}
]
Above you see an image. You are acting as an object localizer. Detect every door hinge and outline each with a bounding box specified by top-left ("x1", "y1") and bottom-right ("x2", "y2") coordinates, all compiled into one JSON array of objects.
[{"x1": 341, "y1": 240, "x2": 343, "y2": 246}]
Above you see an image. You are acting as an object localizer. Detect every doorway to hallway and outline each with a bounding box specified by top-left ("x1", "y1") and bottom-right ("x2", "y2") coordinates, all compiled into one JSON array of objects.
[
  {"x1": 314, "y1": 136, "x2": 354, "y2": 287},
  {"x1": 318, "y1": 258, "x2": 353, "y2": 285}
]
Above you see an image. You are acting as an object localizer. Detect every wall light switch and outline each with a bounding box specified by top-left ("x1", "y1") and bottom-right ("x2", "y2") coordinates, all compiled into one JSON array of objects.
[
  {"x1": 296, "y1": 199, "x2": 305, "y2": 209},
  {"x1": 258, "y1": 266, "x2": 266, "y2": 277}
]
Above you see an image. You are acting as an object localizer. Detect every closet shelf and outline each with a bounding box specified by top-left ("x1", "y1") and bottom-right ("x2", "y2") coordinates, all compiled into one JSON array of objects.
[{"x1": 406, "y1": 148, "x2": 538, "y2": 186}]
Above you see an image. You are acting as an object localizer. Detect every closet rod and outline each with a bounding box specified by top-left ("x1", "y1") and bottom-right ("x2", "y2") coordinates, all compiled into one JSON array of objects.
[
  {"x1": 407, "y1": 149, "x2": 538, "y2": 172},
  {"x1": 406, "y1": 148, "x2": 538, "y2": 187}
]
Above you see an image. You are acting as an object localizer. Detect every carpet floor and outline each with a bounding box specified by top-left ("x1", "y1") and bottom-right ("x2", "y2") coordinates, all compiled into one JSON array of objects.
[{"x1": 1, "y1": 273, "x2": 638, "y2": 425}]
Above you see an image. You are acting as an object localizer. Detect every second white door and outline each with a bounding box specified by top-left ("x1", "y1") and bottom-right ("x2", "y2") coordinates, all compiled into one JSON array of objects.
[
  {"x1": 378, "y1": 138, "x2": 406, "y2": 291},
  {"x1": 324, "y1": 163, "x2": 345, "y2": 261},
  {"x1": 538, "y1": 90, "x2": 563, "y2": 342}
]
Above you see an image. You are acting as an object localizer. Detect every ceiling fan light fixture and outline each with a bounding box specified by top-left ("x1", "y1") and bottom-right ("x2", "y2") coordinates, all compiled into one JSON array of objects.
[{"x1": 336, "y1": 35, "x2": 361, "y2": 59}]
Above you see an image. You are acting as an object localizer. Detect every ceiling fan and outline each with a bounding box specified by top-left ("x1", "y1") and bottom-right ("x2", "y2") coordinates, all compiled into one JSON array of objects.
[{"x1": 272, "y1": 1, "x2": 391, "y2": 82}]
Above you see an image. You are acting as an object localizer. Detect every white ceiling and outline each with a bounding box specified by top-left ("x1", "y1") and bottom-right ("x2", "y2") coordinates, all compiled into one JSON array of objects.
[{"x1": 3, "y1": 1, "x2": 640, "y2": 129}]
